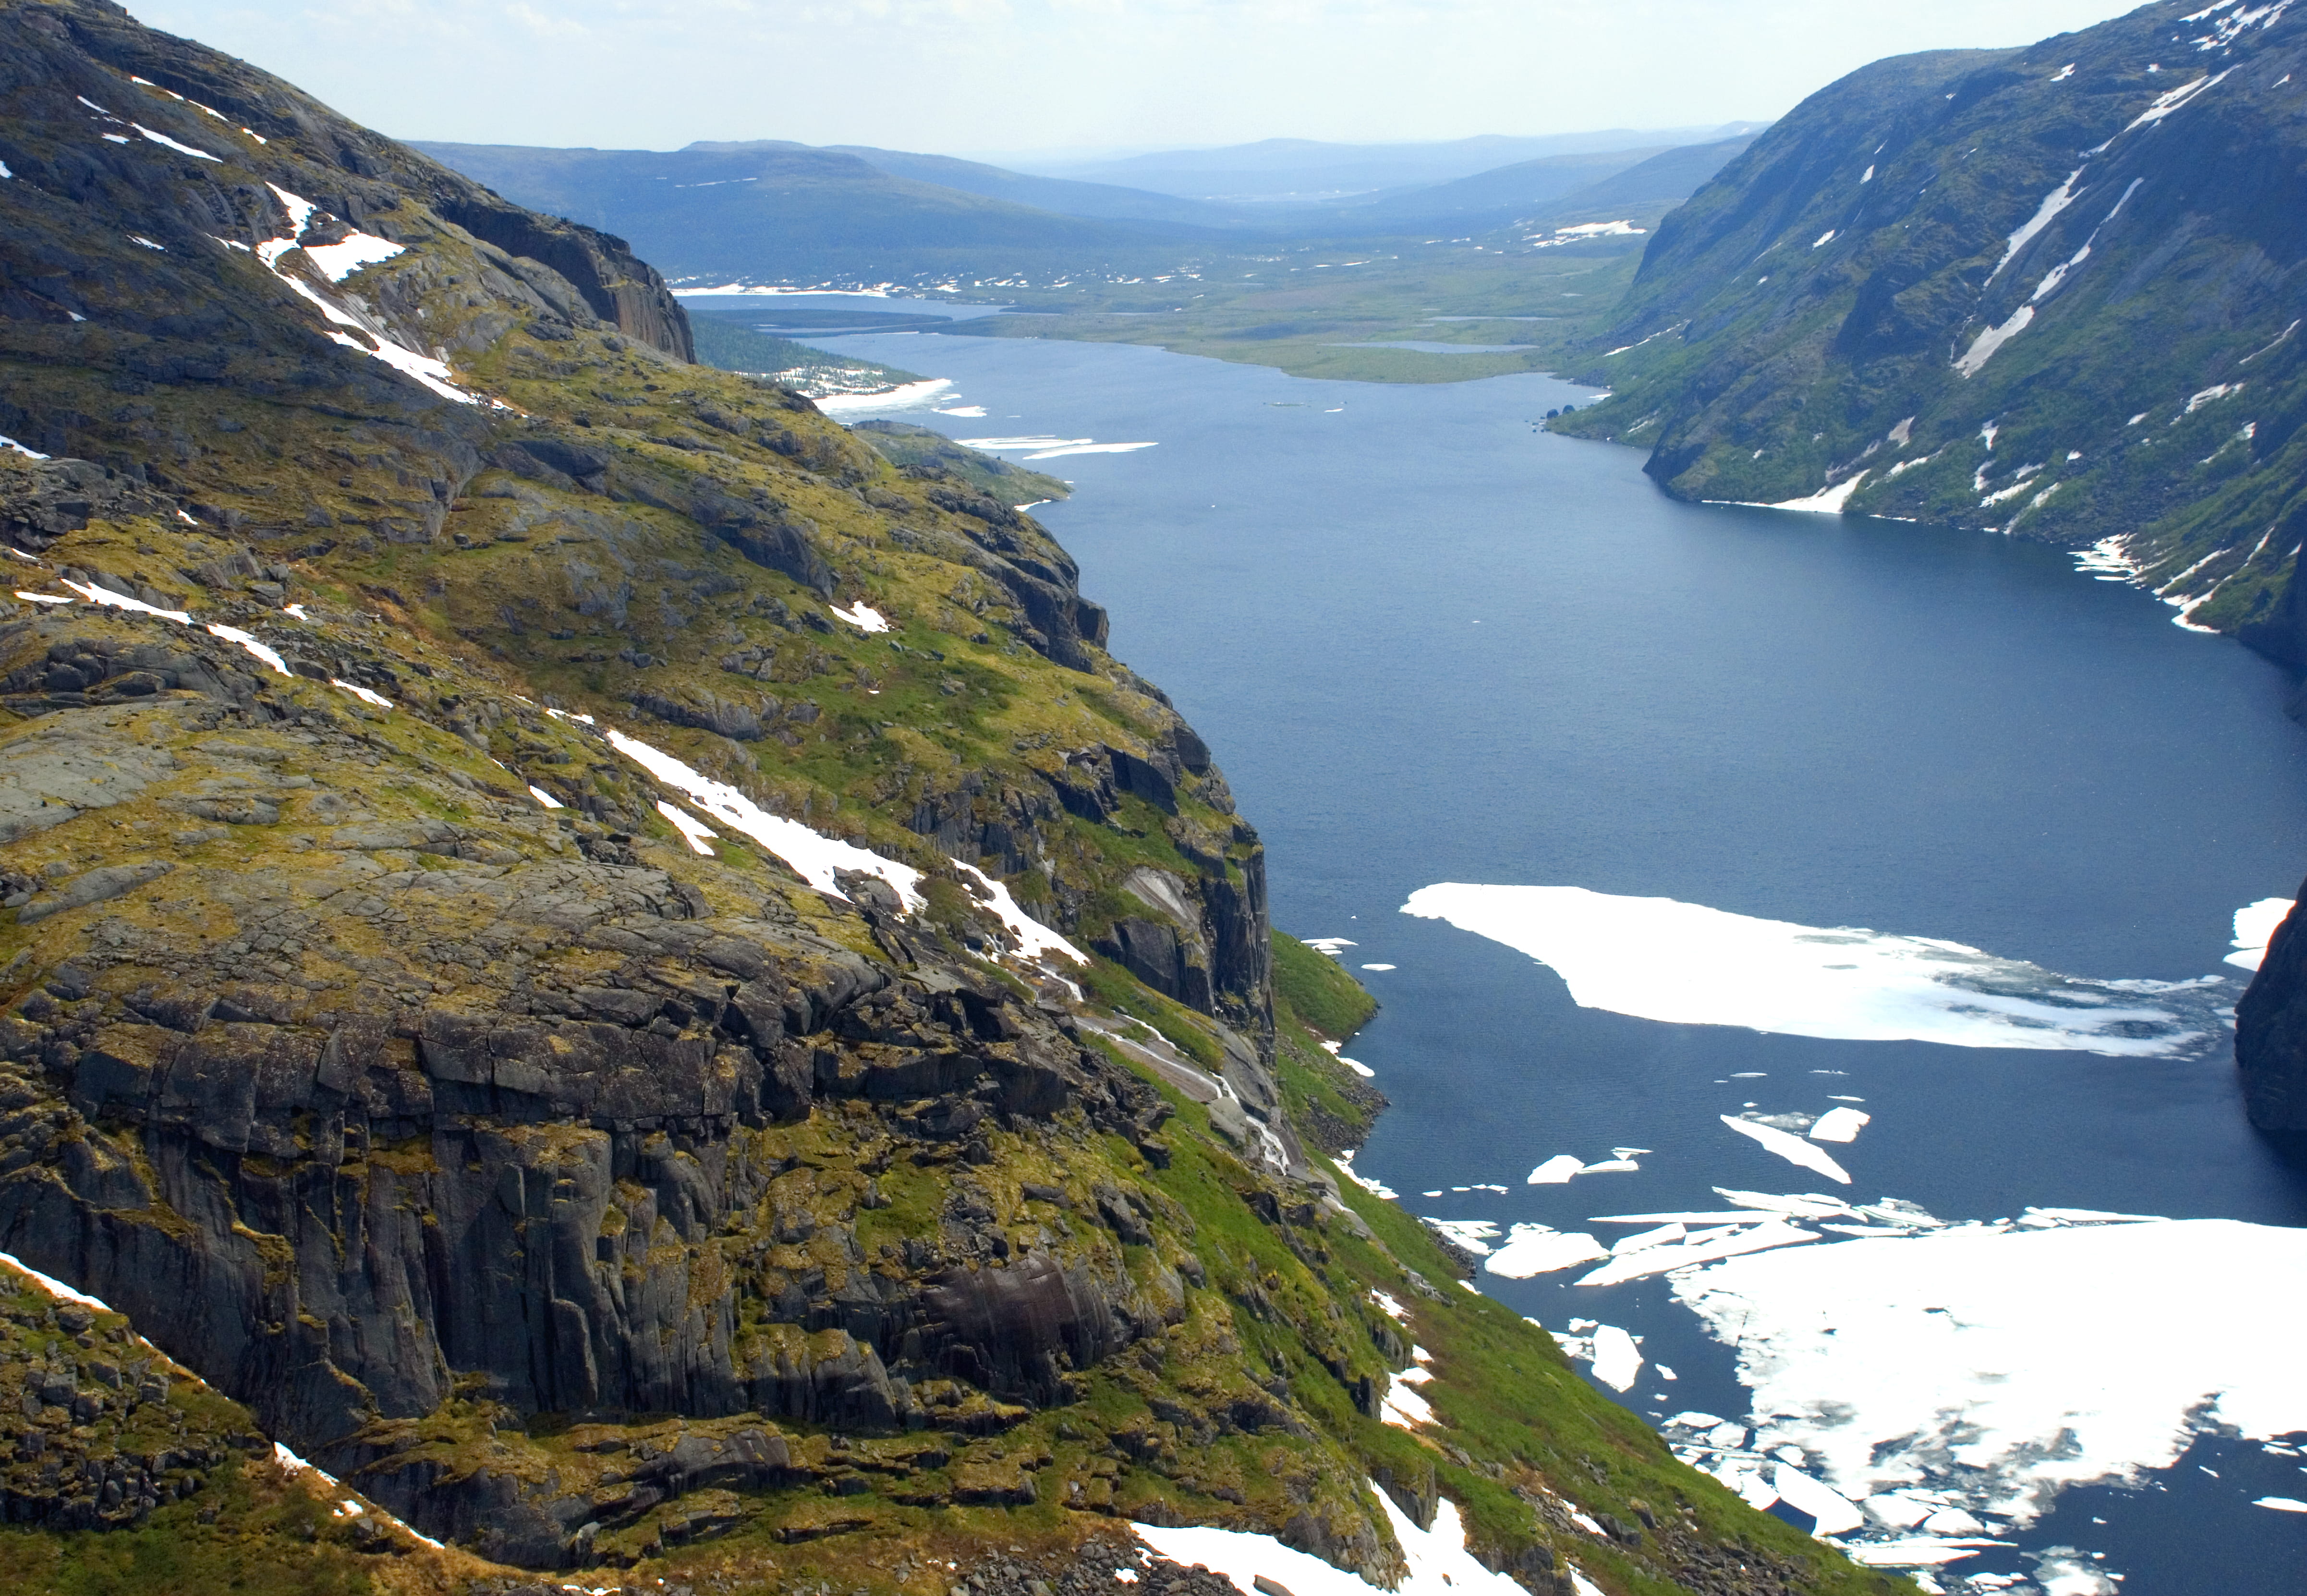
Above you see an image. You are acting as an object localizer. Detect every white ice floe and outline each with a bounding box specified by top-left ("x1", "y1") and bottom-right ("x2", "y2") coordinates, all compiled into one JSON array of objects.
[
  {"x1": 1025, "y1": 442, "x2": 1157, "y2": 459},
  {"x1": 814, "y1": 378, "x2": 954, "y2": 414},
  {"x1": 301, "y1": 232, "x2": 406, "y2": 283},
  {"x1": 1773, "y1": 1463, "x2": 1864, "y2": 1536},
  {"x1": 1527, "y1": 1154, "x2": 1584, "y2": 1184},
  {"x1": 1759, "y1": 472, "x2": 1867, "y2": 513},
  {"x1": 1803, "y1": 1106, "x2": 1870, "y2": 1144},
  {"x1": 1611, "y1": 1222, "x2": 1687, "y2": 1254},
  {"x1": 1590, "y1": 1325, "x2": 1642, "y2": 1391},
  {"x1": 1574, "y1": 1219, "x2": 1821, "y2": 1287},
  {"x1": 1675, "y1": 1216, "x2": 2307, "y2": 1533},
  {"x1": 1303, "y1": 936, "x2": 1357, "y2": 954},
  {"x1": 599, "y1": 726, "x2": 924, "y2": 910},
  {"x1": 1484, "y1": 1223, "x2": 1609, "y2": 1278},
  {"x1": 2227, "y1": 897, "x2": 2292, "y2": 971},
  {"x1": 1844, "y1": 1537, "x2": 2013, "y2": 1569},
  {"x1": 1134, "y1": 1486, "x2": 1539, "y2": 1596},
  {"x1": 827, "y1": 599, "x2": 891, "y2": 632},
  {"x1": 933, "y1": 404, "x2": 987, "y2": 417},
  {"x1": 2254, "y1": 1496, "x2": 2307, "y2": 1511},
  {"x1": 527, "y1": 785, "x2": 563, "y2": 809},
  {"x1": 1956, "y1": 307, "x2": 2035, "y2": 377},
  {"x1": 656, "y1": 799, "x2": 719, "y2": 856},
  {"x1": 1400, "y1": 883, "x2": 2218, "y2": 1057},
  {"x1": 948, "y1": 858, "x2": 1086, "y2": 967},
  {"x1": 330, "y1": 677, "x2": 392, "y2": 709},
  {"x1": 132, "y1": 123, "x2": 218, "y2": 160},
  {"x1": 957, "y1": 434, "x2": 1159, "y2": 460}
]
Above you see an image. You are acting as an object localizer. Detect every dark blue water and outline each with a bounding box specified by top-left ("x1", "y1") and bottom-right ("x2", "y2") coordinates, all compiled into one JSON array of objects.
[{"x1": 815, "y1": 329, "x2": 2307, "y2": 1594}]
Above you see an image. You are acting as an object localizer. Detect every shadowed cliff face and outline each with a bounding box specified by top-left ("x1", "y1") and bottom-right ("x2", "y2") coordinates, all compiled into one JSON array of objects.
[
  {"x1": 1557, "y1": 0, "x2": 2307, "y2": 658},
  {"x1": 2237, "y1": 885, "x2": 2307, "y2": 1129}
]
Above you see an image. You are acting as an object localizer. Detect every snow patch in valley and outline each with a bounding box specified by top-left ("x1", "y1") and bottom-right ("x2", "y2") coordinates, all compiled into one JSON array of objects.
[
  {"x1": 1401, "y1": 883, "x2": 2221, "y2": 1056},
  {"x1": 1772, "y1": 472, "x2": 1867, "y2": 513},
  {"x1": 1134, "y1": 1486, "x2": 1568, "y2": 1596},
  {"x1": 1990, "y1": 170, "x2": 2085, "y2": 281},
  {"x1": 948, "y1": 859, "x2": 1087, "y2": 967},
  {"x1": 1956, "y1": 307, "x2": 2035, "y2": 377},
  {"x1": 827, "y1": 599, "x2": 891, "y2": 632},
  {"x1": 596, "y1": 725, "x2": 926, "y2": 911},
  {"x1": 301, "y1": 232, "x2": 406, "y2": 283},
  {"x1": 131, "y1": 123, "x2": 218, "y2": 160}
]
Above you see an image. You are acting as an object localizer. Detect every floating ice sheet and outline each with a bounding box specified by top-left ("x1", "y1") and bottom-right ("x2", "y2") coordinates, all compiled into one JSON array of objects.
[
  {"x1": 1527, "y1": 1154, "x2": 1583, "y2": 1184},
  {"x1": 1674, "y1": 1217, "x2": 2307, "y2": 1531},
  {"x1": 1400, "y1": 883, "x2": 2217, "y2": 1056},
  {"x1": 1723, "y1": 1116, "x2": 1852, "y2": 1184},
  {"x1": 1806, "y1": 1106, "x2": 1870, "y2": 1143},
  {"x1": 1575, "y1": 1219, "x2": 1821, "y2": 1286},
  {"x1": 2228, "y1": 896, "x2": 2293, "y2": 971},
  {"x1": 1590, "y1": 1325, "x2": 1642, "y2": 1391},
  {"x1": 814, "y1": 378, "x2": 954, "y2": 414},
  {"x1": 1484, "y1": 1224, "x2": 1609, "y2": 1279}
]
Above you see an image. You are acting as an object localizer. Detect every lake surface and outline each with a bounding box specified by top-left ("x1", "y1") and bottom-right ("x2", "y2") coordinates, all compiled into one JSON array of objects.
[{"x1": 814, "y1": 326, "x2": 2307, "y2": 1596}]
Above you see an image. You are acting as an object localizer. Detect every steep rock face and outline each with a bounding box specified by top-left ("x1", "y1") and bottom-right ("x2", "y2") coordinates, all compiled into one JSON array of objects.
[
  {"x1": 2236, "y1": 883, "x2": 2307, "y2": 1128},
  {"x1": 1560, "y1": 0, "x2": 2307, "y2": 652},
  {"x1": 0, "y1": 0, "x2": 689, "y2": 364}
]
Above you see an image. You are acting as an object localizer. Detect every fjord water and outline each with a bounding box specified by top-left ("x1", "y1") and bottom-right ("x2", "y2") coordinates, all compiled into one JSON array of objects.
[{"x1": 814, "y1": 319, "x2": 2307, "y2": 1592}]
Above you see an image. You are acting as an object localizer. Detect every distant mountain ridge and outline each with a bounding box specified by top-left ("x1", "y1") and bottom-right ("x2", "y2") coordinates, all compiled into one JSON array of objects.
[
  {"x1": 1030, "y1": 127, "x2": 1767, "y2": 201},
  {"x1": 1554, "y1": 1, "x2": 2307, "y2": 663}
]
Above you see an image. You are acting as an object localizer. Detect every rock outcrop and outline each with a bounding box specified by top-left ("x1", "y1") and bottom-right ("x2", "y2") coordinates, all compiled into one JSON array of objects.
[
  {"x1": 2237, "y1": 885, "x2": 2307, "y2": 1129},
  {"x1": 1557, "y1": 1, "x2": 2307, "y2": 657}
]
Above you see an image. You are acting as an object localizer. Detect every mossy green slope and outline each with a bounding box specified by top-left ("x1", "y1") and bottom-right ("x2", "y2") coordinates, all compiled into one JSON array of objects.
[
  {"x1": 1556, "y1": 1, "x2": 2307, "y2": 663},
  {"x1": 0, "y1": 2, "x2": 1905, "y2": 1591}
]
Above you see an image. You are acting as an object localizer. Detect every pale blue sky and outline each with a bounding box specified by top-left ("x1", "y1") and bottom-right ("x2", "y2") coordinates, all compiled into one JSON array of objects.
[{"x1": 128, "y1": 0, "x2": 2153, "y2": 157}]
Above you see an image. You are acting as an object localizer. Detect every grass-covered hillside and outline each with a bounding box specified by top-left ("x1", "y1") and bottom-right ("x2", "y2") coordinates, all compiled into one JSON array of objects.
[
  {"x1": 1555, "y1": 1, "x2": 2307, "y2": 664},
  {"x1": 0, "y1": 0, "x2": 1906, "y2": 1591}
]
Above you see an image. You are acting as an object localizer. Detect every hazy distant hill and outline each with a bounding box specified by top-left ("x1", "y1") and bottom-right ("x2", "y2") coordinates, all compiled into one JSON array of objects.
[
  {"x1": 818, "y1": 144, "x2": 1248, "y2": 229},
  {"x1": 1033, "y1": 127, "x2": 1766, "y2": 202},
  {"x1": 412, "y1": 140, "x2": 1213, "y2": 283}
]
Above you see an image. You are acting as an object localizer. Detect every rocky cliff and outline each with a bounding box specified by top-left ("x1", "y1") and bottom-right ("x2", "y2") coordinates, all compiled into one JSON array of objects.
[
  {"x1": 1556, "y1": 0, "x2": 2307, "y2": 657},
  {"x1": 0, "y1": 3, "x2": 1902, "y2": 1593}
]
